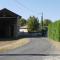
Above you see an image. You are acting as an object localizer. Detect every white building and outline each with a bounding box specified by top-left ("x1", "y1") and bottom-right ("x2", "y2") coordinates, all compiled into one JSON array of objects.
[{"x1": 19, "y1": 25, "x2": 28, "y2": 32}]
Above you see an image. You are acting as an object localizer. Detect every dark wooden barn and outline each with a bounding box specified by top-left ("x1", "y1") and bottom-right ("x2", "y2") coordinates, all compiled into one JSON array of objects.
[{"x1": 0, "y1": 8, "x2": 21, "y2": 38}]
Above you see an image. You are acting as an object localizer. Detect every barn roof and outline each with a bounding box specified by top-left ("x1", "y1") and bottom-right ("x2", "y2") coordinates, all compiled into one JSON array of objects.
[{"x1": 0, "y1": 8, "x2": 21, "y2": 17}]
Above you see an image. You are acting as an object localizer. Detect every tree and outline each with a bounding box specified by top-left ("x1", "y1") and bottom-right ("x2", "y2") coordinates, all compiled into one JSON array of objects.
[
  {"x1": 40, "y1": 19, "x2": 52, "y2": 36},
  {"x1": 43, "y1": 19, "x2": 52, "y2": 26},
  {"x1": 18, "y1": 18, "x2": 27, "y2": 26},
  {"x1": 27, "y1": 16, "x2": 39, "y2": 32}
]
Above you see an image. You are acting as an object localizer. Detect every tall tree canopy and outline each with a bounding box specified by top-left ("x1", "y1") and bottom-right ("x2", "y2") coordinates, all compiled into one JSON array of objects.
[
  {"x1": 18, "y1": 18, "x2": 27, "y2": 26},
  {"x1": 27, "y1": 16, "x2": 39, "y2": 32}
]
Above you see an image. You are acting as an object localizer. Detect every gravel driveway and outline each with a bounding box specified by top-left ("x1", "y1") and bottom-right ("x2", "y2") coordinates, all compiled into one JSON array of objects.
[
  {"x1": 0, "y1": 37, "x2": 59, "y2": 60},
  {"x1": 1, "y1": 37, "x2": 55, "y2": 54}
]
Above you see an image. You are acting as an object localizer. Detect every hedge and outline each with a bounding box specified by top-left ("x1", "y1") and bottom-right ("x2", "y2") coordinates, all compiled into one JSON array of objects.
[{"x1": 48, "y1": 20, "x2": 60, "y2": 41}]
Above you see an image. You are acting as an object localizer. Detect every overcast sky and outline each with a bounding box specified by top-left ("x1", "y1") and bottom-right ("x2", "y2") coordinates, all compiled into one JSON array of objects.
[{"x1": 0, "y1": 0, "x2": 60, "y2": 21}]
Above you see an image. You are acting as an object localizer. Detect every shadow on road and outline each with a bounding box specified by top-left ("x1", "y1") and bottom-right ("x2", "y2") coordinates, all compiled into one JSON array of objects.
[
  {"x1": 16, "y1": 32, "x2": 48, "y2": 40},
  {"x1": 0, "y1": 32, "x2": 47, "y2": 41}
]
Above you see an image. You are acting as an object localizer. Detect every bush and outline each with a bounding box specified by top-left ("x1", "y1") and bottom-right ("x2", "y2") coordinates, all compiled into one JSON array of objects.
[{"x1": 48, "y1": 20, "x2": 60, "y2": 41}]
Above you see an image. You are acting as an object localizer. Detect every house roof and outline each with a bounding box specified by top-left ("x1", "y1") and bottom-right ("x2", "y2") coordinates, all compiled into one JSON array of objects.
[
  {"x1": 20, "y1": 25, "x2": 28, "y2": 29},
  {"x1": 0, "y1": 8, "x2": 21, "y2": 17}
]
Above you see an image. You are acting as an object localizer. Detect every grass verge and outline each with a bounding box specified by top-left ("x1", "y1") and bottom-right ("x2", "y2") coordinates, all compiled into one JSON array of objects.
[{"x1": 0, "y1": 38, "x2": 30, "y2": 52}]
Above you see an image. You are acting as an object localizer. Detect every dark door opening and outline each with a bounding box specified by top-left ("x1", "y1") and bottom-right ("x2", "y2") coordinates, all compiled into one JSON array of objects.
[
  {"x1": 0, "y1": 20, "x2": 14, "y2": 38},
  {"x1": 10, "y1": 25, "x2": 14, "y2": 38},
  {"x1": 0, "y1": 25, "x2": 6, "y2": 38}
]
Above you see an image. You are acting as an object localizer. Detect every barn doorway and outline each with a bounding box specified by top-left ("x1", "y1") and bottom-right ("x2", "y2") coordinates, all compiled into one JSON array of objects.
[{"x1": 0, "y1": 18, "x2": 14, "y2": 38}]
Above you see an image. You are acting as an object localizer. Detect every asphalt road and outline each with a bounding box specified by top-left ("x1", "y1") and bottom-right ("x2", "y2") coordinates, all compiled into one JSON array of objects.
[{"x1": 0, "y1": 37, "x2": 59, "y2": 60}]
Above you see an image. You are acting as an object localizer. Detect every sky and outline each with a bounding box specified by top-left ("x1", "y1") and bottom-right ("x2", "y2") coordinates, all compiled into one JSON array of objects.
[{"x1": 0, "y1": 0, "x2": 60, "y2": 21}]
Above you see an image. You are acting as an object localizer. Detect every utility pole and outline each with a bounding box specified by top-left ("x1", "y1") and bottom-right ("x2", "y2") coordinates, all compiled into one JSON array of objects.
[
  {"x1": 41, "y1": 12, "x2": 43, "y2": 29},
  {"x1": 41, "y1": 12, "x2": 44, "y2": 36}
]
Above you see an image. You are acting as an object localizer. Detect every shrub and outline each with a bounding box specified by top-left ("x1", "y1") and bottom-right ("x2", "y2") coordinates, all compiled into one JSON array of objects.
[{"x1": 48, "y1": 20, "x2": 60, "y2": 41}]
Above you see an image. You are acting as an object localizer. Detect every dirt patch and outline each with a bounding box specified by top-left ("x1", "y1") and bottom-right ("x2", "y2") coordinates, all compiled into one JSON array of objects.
[
  {"x1": 49, "y1": 39, "x2": 60, "y2": 51},
  {"x1": 0, "y1": 38, "x2": 30, "y2": 52}
]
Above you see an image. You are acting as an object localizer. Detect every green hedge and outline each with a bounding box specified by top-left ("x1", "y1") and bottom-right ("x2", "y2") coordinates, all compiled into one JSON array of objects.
[{"x1": 48, "y1": 20, "x2": 60, "y2": 41}]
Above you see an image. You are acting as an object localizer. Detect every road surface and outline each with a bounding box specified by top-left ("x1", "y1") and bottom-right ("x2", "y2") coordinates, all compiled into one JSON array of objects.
[{"x1": 0, "y1": 37, "x2": 59, "y2": 60}]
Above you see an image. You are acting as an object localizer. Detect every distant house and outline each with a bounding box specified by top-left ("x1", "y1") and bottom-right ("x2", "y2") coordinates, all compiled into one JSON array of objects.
[
  {"x1": 0, "y1": 8, "x2": 21, "y2": 38},
  {"x1": 19, "y1": 25, "x2": 28, "y2": 32}
]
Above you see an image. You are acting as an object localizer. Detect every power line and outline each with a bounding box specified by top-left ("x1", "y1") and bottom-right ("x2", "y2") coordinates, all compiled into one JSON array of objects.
[
  {"x1": 11, "y1": 0, "x2": 24, "y2": 12},
  {"x1": 12, "y1": 0, "x2": 43, "y2": 19},
  {"x1": 13, "y1": 0, "x2": 35, "y2": 13}
]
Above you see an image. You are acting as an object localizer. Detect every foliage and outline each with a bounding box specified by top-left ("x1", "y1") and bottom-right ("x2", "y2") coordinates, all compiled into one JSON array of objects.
[
  {"x1": 27, "y1": 16, "x2": 39, "y2": 32},
  {"x1": 18, "y1": 18, "x2": 27, "y2": 26},
  {"x1": 48, "y1": 20, "x2": 60, "y2": 41},
  {"x1": 43, "y1": 19, "x2": 52, "y2": 26}
]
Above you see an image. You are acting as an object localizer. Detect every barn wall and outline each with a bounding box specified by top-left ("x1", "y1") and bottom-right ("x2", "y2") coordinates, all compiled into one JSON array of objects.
[{"x1": 0, "y1": 17, "x2": 17, "y2": 38}]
